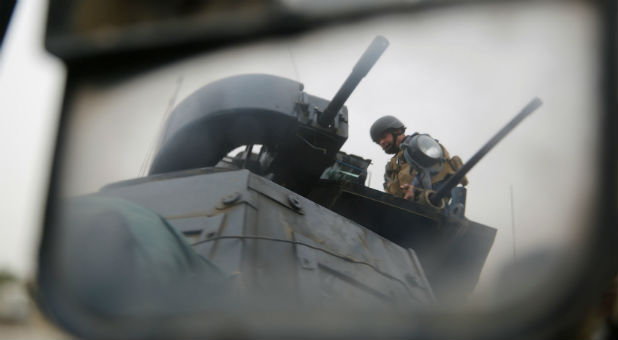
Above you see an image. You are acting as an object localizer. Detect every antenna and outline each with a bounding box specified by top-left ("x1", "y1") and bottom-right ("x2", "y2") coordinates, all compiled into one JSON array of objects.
[
  {"x1": 510, "y1": 185, "x2": 517, "y2": 261},
  {"x1": 287, "y1": 46, "x2": 301, "y2": 82},
  {"x1": 138, "y1": 76, "x2": 183, "y2": 176}
]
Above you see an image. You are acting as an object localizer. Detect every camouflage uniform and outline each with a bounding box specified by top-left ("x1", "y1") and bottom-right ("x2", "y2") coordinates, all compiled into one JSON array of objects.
[{"x1": 383, "y1": 135, "x2": 466, "y2": 198}]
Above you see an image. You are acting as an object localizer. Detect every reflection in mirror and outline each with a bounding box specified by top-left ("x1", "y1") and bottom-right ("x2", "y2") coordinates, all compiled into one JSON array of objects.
[{"x1": 45, "y1": 0, "x2": 605, "y2": 337}]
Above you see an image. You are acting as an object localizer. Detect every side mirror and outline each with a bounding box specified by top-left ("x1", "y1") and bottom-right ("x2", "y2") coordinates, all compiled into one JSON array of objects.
[{"x1": 34, "y1": 0, "x2": 616, "y2": 338}]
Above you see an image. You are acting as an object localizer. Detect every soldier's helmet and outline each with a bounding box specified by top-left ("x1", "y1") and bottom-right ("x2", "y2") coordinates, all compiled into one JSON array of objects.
[{"x1": 370, "y1": 115, "x2": 406, "y2": 143}]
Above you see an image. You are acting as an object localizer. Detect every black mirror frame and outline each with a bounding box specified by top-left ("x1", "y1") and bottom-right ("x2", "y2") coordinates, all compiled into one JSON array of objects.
[{"x1": 37, "y1": 0, "x2": 617, "y2": 338}]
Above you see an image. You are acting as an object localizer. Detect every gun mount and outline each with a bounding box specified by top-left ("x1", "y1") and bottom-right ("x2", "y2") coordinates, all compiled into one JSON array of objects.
[{"x1": 150, "y1": 36, "x2": 389, "y2": 195}]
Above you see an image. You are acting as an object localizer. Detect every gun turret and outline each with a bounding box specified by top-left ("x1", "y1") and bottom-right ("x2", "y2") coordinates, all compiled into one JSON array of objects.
[{"x1": 149, "y1": 36, "x2": 389, "y2": 195}]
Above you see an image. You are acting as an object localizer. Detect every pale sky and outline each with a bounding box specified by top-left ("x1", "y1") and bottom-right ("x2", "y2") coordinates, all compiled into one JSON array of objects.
[{"x1": 0, "y1": 0, "x2": 601, "y2": 304}]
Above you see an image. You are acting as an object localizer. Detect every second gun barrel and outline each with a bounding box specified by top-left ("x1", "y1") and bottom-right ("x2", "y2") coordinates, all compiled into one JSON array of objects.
[{"x1": 430, "y1": 97, "x2": 543, "y2": 205}]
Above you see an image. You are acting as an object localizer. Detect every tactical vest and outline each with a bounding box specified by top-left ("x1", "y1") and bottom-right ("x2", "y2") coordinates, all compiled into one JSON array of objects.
[{"x1": 383, "y1": 136, "x2": 467, "y2": 198}]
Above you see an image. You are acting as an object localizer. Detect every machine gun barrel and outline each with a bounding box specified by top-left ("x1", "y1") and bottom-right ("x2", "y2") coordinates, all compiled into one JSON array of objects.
[
  {"x1": 318, "y1": 35, "x2": 389, "y2": 127},
  {"x1": 430, "y1": 97, "x2": 543, "y2": 206}
]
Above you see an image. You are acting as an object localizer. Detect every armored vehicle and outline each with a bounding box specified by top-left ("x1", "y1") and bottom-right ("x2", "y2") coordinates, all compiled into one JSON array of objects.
[{"x1": 39, "y1": 35, "x2": 554, "y2": 340}]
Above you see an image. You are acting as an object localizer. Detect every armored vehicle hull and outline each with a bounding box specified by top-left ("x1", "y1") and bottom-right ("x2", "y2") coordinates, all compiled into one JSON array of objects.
[{"x1": 96, "y1": 169, "x2": 437, "y2": 307}]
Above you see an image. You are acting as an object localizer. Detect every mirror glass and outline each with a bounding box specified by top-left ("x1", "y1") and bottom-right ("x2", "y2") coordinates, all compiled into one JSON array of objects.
[{"x1": 47, "y1": 0, "x2": 602, "y2": 336}]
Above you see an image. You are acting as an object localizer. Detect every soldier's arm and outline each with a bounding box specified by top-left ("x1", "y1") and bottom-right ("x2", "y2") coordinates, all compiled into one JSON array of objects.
[{"x1": 400, "y1": 183, "x2": 415, "y2": 199}]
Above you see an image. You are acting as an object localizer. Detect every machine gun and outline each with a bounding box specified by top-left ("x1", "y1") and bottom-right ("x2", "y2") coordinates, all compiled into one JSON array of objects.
[
  {"x1": 149, "y1": 36, "x2": 389, "y2": 194},
  {"x1": 399, "y1": 97, "x2": 543, "y2": 215}
]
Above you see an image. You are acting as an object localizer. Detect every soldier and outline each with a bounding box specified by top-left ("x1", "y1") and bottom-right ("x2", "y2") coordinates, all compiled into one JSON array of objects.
[{"x1": 370, "y1": 115, "x2": 467, "y2": 201}]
